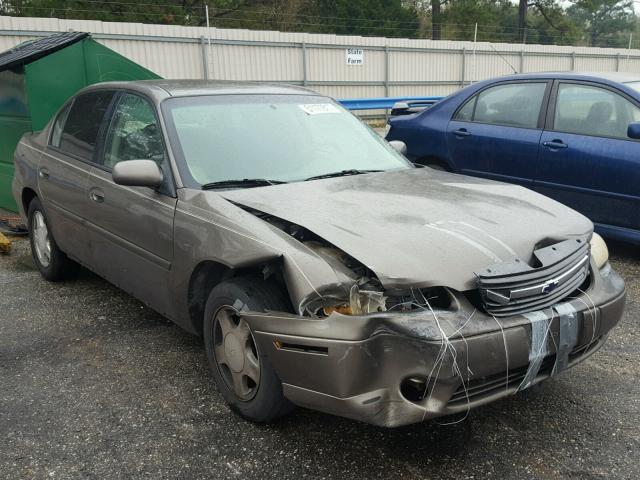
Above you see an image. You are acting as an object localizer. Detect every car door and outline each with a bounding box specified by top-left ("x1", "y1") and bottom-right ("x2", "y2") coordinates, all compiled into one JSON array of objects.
[
  {"x1": 86, "y1": 91, "x2": 178, "y2": 318},
  {"x1": 536, "y1": 81, "x2": 640, "y2": 236},
  {"x1": 40, "y1": 90, "x2": 116, "y2": 265},
  {"x1": 446, "y1": 81, "x2": 551, "y2": 187}
]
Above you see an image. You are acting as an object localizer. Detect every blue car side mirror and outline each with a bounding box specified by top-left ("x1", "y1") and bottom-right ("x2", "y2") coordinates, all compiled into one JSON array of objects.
[{"x1": 627, "y1": 122, "x2": 640, "y2": 139}]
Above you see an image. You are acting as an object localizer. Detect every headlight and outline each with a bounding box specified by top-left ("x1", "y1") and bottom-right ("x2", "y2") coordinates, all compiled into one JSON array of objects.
[
  {"x1": 590, "y1": 232, "x2": 609, "y2": 270},
  {"x1": 323, "y1": 285, "x2": 386, "y2": 316}
]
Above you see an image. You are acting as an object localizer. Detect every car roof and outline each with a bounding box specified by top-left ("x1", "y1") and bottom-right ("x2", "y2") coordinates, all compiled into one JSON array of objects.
[
  {"x1": 484, "y1": 71, "x2": 640, "y2": 84},
  {"x1": 82, "y1": 79, "x2": 320, "y2": 101}
]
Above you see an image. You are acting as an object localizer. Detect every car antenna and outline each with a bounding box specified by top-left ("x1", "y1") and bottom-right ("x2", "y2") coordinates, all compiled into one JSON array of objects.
[{"x1": 489, "y1": 44, "x2": 518, "y2": 74}]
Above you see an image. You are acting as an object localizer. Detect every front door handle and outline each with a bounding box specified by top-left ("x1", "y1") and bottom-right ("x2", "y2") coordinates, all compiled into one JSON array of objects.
[
  {"x1": 453, "y1": 128, "x2": 471, "y2": 137},
  {"x1": 38, "y1": 168, "x2": 49, "y2": 180},
  {"x1": 543, "y1": 139, "x2": 568, "y2": 150},
  {"x1": 89, "y1": 189, "x2": 105, "y2": 203}
]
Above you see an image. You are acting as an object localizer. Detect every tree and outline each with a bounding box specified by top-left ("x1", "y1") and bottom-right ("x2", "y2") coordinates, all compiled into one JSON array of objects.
[
  {"x1": 311, "y1": 0, "x2": 420, "y2": 37},
  {"x1": 568, "y1": 0, "x2": 635, "y2": 47},
  {"x1": 439, "y1": 0, "x2": 515, "y2": 41},
  {"x1": 527, "y1": 0, "x2": 581, "y2": 45}
]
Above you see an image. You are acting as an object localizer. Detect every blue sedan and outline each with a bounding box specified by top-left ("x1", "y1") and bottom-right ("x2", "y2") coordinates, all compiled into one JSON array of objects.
[{"x1": 386, "y1": 72, "x2": 640, "y2": 244}]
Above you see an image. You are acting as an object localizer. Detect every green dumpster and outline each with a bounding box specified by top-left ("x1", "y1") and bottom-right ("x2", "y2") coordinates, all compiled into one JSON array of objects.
[{"x1": 0, "y1": 32, "x2": 160, "y2": 211}]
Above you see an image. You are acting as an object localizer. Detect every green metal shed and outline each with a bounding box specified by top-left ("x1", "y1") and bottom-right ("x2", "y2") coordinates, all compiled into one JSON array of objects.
[{"x1": 0, "y1": 31, "x2": 160, "y2": 211}]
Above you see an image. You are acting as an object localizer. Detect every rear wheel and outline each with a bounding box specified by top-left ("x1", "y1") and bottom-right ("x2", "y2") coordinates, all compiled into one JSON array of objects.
[
  {"x1": 203, "y1": 276, "x2": 294, "y2": 422},
  {"x1": 27, "y1": 197, "x2": 74, "y2": 281}
]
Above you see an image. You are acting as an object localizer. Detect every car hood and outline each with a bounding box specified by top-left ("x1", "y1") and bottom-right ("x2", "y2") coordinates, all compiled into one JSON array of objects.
[{"x1": 219, "y1": 168, "x2": 593, "y2": 291}]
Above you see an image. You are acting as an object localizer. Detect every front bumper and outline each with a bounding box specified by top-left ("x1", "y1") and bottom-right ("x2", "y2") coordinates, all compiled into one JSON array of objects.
[{"x1": 241, "y1": 265, "x2": 626, "y2": 427}]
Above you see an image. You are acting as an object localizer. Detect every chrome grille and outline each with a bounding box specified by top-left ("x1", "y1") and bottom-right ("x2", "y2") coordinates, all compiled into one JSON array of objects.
[{"x1": 476, "y1": 238, "x2": 590, "y2": 317}]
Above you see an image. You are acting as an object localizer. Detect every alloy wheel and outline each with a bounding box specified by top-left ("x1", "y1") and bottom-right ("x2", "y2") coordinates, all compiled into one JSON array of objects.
[
  {"x1": 32, "y1": 211, "x2": 52, "y2": 268},
  {"x1": 212, "y1": 306, "x2": 261, "y2": 401}
]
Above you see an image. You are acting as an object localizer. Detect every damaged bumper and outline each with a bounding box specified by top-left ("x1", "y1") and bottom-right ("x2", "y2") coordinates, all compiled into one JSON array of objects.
[{"x1": 242, "y1": 266, "x2": 626, "y2": 427}]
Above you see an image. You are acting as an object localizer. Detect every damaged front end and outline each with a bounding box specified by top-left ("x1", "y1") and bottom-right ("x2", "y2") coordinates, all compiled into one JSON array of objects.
[
  {"x1": 230, "y1": 206, "x2": 626, "y2": 427},
  {"x1": 237, "y1": 204, "x2": 453, "y2": 318}
]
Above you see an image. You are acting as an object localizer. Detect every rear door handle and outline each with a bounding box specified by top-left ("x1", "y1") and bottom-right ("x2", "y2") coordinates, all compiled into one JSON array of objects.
[
  {"x1": 89, "y1": 188, "x2": 104, "y2": 203},
  {"x1": 38, "y1": 168, "x2": 49, "y2": 180},
  {"x1": 453, "y1": 128, "x2": 471, "y2": 137},
  {"x1": 543, "y1": 140, "x2": 568, "y2": 149}
]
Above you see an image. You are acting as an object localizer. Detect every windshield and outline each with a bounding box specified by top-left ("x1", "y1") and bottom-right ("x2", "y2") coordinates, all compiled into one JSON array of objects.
[
  {"x1": 162, "y1": 94, "x2": 411, "y2": 187},
  {"x1": 624, "y1": 81, "x2": 640, "y2": 93}
]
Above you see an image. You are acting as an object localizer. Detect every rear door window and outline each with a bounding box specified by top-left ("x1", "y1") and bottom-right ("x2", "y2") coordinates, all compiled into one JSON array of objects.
[
  {"x1": 454, "y1": 82, "x2": 547, "y2": 128},
  {"x1": 553, "y1": 83, "x2": 640, "y2": 139},
  {"x1": 57, "y1": 91, "x2": 115, "y2": 162}
]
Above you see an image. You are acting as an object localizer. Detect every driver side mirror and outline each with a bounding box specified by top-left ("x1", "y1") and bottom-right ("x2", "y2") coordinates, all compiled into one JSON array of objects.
[
  {"x1": 628, "y1": 122, "x2": 640, "y2": 140},
  {"x1": 388, "y1": 140, "x2": 407, "y2": 155},
  {"x1": 390, "y1": 102, "x2": 410, "y2": 116},
  {"x1": 112, "y1": 160, "x2": 163, "y2": 188}
]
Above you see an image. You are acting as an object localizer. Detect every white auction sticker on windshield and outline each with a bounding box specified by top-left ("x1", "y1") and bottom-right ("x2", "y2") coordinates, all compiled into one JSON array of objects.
[{"x1": 299, "y1": 104, "x2": 340, "y2": 115}]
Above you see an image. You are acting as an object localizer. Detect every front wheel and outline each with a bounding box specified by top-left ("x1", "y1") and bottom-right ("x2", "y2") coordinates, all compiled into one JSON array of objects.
[{"x1": 203, "y1": 276, "x2": 294, "y2": 422}]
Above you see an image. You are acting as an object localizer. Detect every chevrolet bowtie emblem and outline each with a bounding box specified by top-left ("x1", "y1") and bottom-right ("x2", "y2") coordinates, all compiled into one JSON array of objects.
[{"x1": 541, "y1": 280, "x2": 559, "y2": 294}]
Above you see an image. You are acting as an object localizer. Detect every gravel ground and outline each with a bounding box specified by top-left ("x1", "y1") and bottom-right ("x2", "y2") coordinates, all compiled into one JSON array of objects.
[{"x1": 1, "y1": 236, "x2": 639, "y2": 480}]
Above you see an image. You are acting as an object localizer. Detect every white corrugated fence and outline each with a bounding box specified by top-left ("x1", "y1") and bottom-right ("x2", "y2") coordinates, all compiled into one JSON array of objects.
[{"x1": 2, "y1": 15, "x2": 640, "y2": 101}]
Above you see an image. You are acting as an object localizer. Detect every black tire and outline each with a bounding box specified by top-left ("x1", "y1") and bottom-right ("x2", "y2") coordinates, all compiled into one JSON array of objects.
[
  {"x1": 203, "y1": 275, "x2": 294, "y2": 422},
  {"x1": 27, "y1": 197, "x2": 74, "y2": 281}
]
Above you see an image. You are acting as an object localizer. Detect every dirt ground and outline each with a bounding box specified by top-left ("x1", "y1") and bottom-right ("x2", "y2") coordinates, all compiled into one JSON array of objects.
[{"x1": 1, "y1": 236, "x2": 639, "y2": 479}]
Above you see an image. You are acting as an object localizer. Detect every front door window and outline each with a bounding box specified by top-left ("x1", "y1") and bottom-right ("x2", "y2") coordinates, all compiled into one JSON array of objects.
[
  {"x1": 553, "y1": 83, "x2": 640, "y2": 139},
  {"x1": 103, "y1": 92, "x2": 169, "y2": 190}
]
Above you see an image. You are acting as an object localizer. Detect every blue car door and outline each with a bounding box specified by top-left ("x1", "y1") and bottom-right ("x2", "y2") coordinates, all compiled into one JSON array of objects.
[
  {"x1": 536, "y1": 81, "x2": 640, "y2": 239},
  {"x1": 446, "y1": 81, "x2": 551, "y2": 187}
]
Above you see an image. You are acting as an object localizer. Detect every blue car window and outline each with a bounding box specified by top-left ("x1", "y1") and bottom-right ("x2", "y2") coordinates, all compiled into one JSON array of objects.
[
  {"x1": 554, "y1": 83, "x2": 640, "y2": 139},
  {"x1": 470, "y1": 83, "x2": 547, "y2": 129}
]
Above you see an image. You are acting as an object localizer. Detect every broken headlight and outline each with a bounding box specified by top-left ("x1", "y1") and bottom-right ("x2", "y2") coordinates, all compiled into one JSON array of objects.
[
  {"x1": 590, "y1": 232, "x2": 609, "y2": 270},
  {"x1": 323, "y1": 284, "x2": 387, "y2": 316}
]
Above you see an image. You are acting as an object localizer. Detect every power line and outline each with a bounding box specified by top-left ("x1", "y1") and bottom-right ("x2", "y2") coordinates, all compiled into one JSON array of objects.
[
  {"x1": 3, "y1": 3, "x2": 634, "y2": 48},
  {"x1": 2, "y1": 0, "x2": 581, "y2": 30}
]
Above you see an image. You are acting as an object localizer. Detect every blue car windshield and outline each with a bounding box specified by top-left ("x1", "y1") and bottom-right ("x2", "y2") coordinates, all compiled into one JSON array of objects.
[
  {"x1": 162, "y1": 94, "x2": 411, "y2": 187},
  {"x1": 624, "y1": 81, "x2": 640, "y2": 93}
]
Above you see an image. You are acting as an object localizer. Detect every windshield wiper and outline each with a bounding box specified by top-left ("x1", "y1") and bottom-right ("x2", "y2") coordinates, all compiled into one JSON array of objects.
[
  {"x1": 304, "y1": 169, "x2": 383, "y2": 181},
  {"x1": 201, "y1": 178, "x2": 287, "y2": 190}
]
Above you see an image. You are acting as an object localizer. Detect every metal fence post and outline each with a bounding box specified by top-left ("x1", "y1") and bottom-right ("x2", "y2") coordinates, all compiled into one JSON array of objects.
[
  {"x1": 205, "y1": 4, "x2": 212, "y2": 79},
  {"x1": 616, "y1": 53, "x2": 621, "y2": 72},
  {"x1": 200, "y1": 35, "x2": 209, "y2": 79},
  {"x1": 301, "y1": 41, "x2": 308, "y2": 86},
  {"x1": 461, "y1": 47, "x2": 466, "y2": 86},
  {"x1": 520, "y1": 49, "x2": 524, "y2": 73},
  {"x1": 571, "y1": 51, "x2": 576, "y2": 71},
  {"x1": 384, "y1": 44, "x2": 390, "y2": 98}
]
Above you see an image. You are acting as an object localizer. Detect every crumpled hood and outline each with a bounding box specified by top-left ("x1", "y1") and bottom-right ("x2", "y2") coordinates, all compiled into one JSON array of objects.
[{"x1": 220, "y1": 168, "x2": 593, "y2": 291}]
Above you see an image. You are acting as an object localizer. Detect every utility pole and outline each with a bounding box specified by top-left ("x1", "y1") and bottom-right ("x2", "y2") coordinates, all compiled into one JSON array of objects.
[
  {"x1": 517, "y1": 0, "x2": 527, "y2": 43},
  {"x1": 431, "y1": 0, "x2": 441, "y2": 40},
  {"x1": 205, "y1": 3, "x2": 212, "y2": 79},
  {"x1": 473, "y1": 22, "x2": 477, "y2": 83}
]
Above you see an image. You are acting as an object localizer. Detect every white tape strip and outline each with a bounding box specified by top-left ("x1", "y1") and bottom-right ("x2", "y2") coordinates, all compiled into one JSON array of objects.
[
  {"x1": 552, "y1": 302, "x2": 578, "y2": 375},
  {"x1": 518, "y1": 311, "x2": 551, "y2": 392}
]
